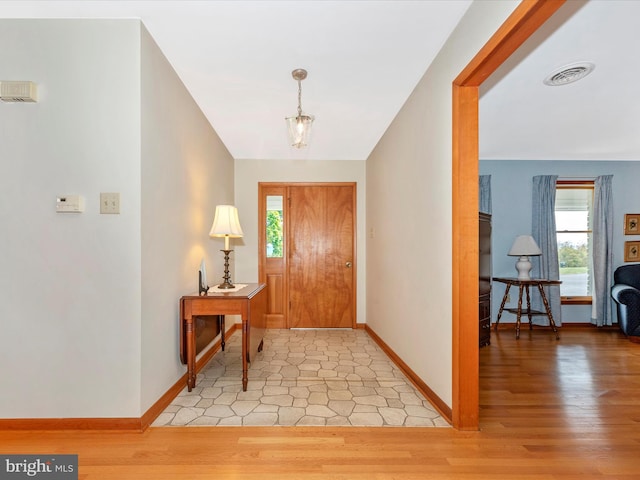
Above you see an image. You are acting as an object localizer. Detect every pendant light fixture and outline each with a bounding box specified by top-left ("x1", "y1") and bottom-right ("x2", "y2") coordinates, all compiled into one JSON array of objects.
[{"x1": 285, "y1": 68, "x2": 314, "y2": 148}]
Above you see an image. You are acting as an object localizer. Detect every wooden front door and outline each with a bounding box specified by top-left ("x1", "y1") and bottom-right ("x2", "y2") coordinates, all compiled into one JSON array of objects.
[
  {"x1": 258, "y1": 183, "x2": 356, "y2": 329},
  {"x1": 289, "y1": 184, "x2": 355, "y2": 328}
]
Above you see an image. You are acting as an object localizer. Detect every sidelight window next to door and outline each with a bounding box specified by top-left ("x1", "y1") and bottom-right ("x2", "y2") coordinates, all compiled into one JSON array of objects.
[
  {"x1": 259, "y1": 186, "x2": 288, "y2": 328},
  {"x1": 266, "y1": 196, "x2": 284, "y2": 258}
]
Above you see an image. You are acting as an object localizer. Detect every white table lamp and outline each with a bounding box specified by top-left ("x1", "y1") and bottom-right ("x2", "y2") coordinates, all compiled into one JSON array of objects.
[{"x1": 508, "y1": 235, "x2": 542, "y2": 280}]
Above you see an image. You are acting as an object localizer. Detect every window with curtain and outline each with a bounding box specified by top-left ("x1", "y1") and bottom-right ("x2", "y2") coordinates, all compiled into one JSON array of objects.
[{"x1": 555, "y1": 181, "x2": 594, "y2": 304}]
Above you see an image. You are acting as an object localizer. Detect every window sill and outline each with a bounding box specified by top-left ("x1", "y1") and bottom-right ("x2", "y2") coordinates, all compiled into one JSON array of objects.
[{"x1": 561, "y1": 297, "x2": 592, "y2": 305}]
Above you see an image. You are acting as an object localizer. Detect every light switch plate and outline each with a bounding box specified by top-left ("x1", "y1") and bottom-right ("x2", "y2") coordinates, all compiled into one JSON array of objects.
[{"x1": 100, "y1": 192, "x2": 120, "y2": 214}]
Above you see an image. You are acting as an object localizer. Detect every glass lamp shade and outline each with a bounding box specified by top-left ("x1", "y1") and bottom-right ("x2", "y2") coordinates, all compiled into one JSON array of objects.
[
  {"x1": 209, "y1": 205, "x2": 243, "y2": 250},
  {"x1": 286, "y1": 114, "x2": 314, "y2": 148}
]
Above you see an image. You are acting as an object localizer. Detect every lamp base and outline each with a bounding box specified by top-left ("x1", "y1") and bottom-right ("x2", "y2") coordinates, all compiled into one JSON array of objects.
[
  {"x1": 515, "y1": 255, "x2": 533, "y2": 280},
  {"x1": 217, "y1": 249, "x2": 235, "y2": 289}
]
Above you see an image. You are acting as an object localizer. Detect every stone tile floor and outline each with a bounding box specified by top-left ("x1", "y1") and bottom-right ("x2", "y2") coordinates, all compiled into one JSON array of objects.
[{"x1": 153, "y1": 328, "x2": 448, "y2": 427}]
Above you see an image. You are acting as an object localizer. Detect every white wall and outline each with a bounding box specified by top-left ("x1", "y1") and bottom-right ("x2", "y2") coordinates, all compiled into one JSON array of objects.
[
  {"x1": 481, "y1": 160, "x2": 640, "y2": 325},
  {"x1": 0, "y1": 20, "x2": 142, "y2": 417},
  {"x1": 140, "y1": 27, "x2": 235, "y2": 413},
  {"x1": 0, "y1": 20, "x2": 233, "y2": 419},
  {"x1": 366, "y1": 0, "x2": 519, "y2": 408},
  {"x1": 234, "y1": 159, "x2": 367, "y2": 324}
]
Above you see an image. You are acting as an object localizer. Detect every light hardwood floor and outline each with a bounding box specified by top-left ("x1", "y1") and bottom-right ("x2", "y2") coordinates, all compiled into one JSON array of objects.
[{"x1": 1, "y1": 327, "x2": 639, "y2": 479}]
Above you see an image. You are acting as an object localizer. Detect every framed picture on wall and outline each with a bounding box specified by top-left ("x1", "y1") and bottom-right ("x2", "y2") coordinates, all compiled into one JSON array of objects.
[
  {"x1": 624, "y1": 241, "x2": 640, "y2": 262},
  {"x1": 624, "y1": 214, "x2": 640, "y2": 235}
]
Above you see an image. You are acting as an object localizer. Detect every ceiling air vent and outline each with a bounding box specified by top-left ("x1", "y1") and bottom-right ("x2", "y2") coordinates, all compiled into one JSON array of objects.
[{"x1": 543, "y1": 62, "x2": 595, "y2": 86}]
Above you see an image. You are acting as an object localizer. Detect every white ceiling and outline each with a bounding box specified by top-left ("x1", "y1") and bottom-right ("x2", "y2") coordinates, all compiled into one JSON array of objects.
[
  {"x1": 0, "y1": 0, "x2": 472, "y2": 161},
  {"x1": 480, "y1": 0, "x2": 640, "y2": 161},
  {"x1": 2, "y1": 1, "x2": 637, "y2": 162}
]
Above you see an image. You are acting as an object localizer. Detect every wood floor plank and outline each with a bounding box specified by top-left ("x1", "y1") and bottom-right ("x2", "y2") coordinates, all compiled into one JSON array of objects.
[{"x1": 1, "y1": 327, "x2": 639, "y2": 478}]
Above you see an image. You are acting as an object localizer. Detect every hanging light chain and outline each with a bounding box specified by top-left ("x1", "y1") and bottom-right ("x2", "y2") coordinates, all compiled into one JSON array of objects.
[
  {"x1": 291, "y1": 68, "x2": 308, "y2": 119},
  {"x1": 297, "y1": 78, "x2": 303, "y2": 117}
]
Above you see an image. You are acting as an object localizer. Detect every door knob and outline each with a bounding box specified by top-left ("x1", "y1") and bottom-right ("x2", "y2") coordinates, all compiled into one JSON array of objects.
[{"x1": 345, "y1": 261, "x2": 352, "y2": 268}]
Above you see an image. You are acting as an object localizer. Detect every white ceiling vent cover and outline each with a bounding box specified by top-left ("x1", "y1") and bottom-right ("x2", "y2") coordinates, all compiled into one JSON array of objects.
[
  {"x1": 543, "y1": 62, "x2": 595, "y2": 86},
  {"x1": 0, "y1": 81, "x2": 37, "y2": 102}
]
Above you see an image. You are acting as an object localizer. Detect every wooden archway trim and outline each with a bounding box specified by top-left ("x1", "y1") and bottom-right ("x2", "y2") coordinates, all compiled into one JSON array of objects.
[{"x1": 452, "y1": 0, "x2": 566, "y2": 430}]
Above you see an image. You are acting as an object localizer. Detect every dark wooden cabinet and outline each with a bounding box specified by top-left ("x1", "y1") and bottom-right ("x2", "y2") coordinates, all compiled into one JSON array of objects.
[
  {"x1": 479, "y1": 212, "x2": 492, "y2": 347},
  {"x1": 479, "y1": 293, "x2": 491, "y2": 347}
]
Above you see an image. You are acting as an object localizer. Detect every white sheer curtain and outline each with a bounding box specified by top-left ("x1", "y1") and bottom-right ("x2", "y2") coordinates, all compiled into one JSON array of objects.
[
  {"x1": 531, "y1": 175, "x2": 562, "y2": 325},
  {"x1": 591, "y1": 175, "x2": 614, "y2": 326}
]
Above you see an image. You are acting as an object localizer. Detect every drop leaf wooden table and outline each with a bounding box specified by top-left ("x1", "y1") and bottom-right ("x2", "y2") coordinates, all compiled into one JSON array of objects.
[{"x1": 180, "y1": 283, "x2": 267, "y2": 391}]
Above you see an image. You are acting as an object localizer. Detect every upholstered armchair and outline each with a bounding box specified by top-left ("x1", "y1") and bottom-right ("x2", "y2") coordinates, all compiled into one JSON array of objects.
[{"x1": 611, "y1": 264, "x2": 640, "y2": 340}]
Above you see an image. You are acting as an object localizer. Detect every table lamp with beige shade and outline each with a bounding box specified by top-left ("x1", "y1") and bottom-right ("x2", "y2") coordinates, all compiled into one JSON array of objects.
[{"x1": 209, "y1": 205, "x2": 244, "y2": 289}]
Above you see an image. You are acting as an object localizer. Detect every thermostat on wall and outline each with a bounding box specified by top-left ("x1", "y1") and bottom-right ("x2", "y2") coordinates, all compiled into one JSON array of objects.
[{"x1": 56, "y1": 195, "x2": 85, "y2": 213}]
